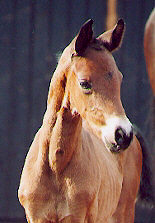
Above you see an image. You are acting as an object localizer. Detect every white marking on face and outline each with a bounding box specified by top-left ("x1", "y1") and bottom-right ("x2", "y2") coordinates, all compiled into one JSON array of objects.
[{"x1": 101, "y1": 116, "x2": 132, "y2": 150}]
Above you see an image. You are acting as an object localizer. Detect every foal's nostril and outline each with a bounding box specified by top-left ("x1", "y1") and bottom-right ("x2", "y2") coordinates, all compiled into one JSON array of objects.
[
  {"x1": 115, "y1": 127, "x2": 133, "y2": 149},
  {"x1": 115, "y1": 128, "x2": 125, "y2": 145}
]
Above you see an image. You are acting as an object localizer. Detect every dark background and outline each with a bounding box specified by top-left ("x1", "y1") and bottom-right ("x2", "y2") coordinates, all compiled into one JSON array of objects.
[{"x1": 0, "y1": 0, "x2": 154, "y2": 222}]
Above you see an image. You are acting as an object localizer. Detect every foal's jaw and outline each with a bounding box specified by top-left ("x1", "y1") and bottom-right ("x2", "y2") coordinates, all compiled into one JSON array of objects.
[{"x1": 100, "y1": 116, "x2": 133, "y2": 153}]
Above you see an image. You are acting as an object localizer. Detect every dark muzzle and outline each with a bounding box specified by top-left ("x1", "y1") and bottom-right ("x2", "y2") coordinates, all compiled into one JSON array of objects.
[
  {"x1": 115, "y1": 127, "x2": 133, "y2": 149},
  {"x1": 111, "y1": 127, "x2": 133, "y2": 153}
]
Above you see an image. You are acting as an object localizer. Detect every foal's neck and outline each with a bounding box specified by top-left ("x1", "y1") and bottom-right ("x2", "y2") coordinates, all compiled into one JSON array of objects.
[{"x1": 82, "y1": 119, "x2": 126, "y2": 173}]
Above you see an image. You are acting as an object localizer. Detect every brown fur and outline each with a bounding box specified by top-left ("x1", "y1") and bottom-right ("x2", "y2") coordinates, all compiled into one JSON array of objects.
[
  {"x1": 18, "y1": 20, "x2": 142, "y2": 223},
  {"x1": 144, "y1": 8, "x2": 155, "y2": 95},
  {"x1": 144, "y1": 9, "x2": 155, "y2": 202}
]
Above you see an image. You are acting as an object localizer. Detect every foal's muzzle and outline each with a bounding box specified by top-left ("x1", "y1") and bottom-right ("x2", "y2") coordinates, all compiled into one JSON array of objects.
[{"x1": 111, "y1": 127, "x2": 133, "y2": 152}]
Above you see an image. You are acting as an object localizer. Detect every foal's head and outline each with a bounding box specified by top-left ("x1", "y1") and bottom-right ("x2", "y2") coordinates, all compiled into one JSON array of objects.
[{"x1": 50, "y1": 19, "x2": 133, "y2": 153}]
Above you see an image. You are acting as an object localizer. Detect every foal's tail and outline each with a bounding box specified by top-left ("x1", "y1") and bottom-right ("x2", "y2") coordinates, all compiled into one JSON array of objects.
[{"x1": 133, "y1": 125, "x2": 154, "y2": 207}]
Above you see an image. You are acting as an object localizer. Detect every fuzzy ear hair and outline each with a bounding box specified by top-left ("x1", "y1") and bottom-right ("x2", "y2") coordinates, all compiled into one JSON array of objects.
[
  {"x1": 97, "y1": 19, "x2": 125, "y2": 52},
  {"x1": 75, "y1": 19, "x2": 94, "y2": 56}
]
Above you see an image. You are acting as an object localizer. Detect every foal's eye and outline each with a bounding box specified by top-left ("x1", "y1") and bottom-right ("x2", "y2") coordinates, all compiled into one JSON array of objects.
[
  {"x1": 80, "y1": 81, "x2": 92, "y2": 89},
  {"x1": 79, "y1": 80, "x2": 92, "y2": 94}
]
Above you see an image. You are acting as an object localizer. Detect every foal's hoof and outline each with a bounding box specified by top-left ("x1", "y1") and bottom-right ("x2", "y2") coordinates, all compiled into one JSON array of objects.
[
  {"x1": 72, "y1": 108, "x2": 80, "y2": 118},
  {"x1": 60, "y1": 106, "x2": 80, "y2": 122}
]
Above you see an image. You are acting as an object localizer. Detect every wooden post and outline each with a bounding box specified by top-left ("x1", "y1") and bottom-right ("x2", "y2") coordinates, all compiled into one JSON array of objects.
[{"x1": 106, "y1": 0, "x2": 117, "y2": 30}]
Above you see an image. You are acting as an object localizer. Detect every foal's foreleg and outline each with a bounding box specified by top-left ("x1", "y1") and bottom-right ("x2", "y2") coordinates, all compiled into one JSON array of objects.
[{"x1": 48, "y1": 104, "x2": 81, "y2": 174}]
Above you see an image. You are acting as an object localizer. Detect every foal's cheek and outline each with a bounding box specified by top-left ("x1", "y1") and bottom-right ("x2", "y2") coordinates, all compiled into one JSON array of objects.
[
  {"x1": 73, "y1": 92, "x2": 87, "y2": 116},
  {"x1": 70, "y1": 88, "x2": 88, "y2": 118}
]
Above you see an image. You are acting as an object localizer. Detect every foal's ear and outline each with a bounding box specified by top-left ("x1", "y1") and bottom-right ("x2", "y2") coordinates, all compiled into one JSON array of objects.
[
  {"x1": 75, "y1": 19, "x2": 94, "y2": 56},
  {"x1": 97, "y1": 19, "x2": 125, "y2": 52}
]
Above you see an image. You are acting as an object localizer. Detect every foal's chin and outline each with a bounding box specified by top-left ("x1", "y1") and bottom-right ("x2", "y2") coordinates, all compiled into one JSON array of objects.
[
  {"x1": 110, "y1": 143, "x2": 130, "y2": 153},
  {"x1": 102, "y1": 137, "x2": 132, "y2": 154}
]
